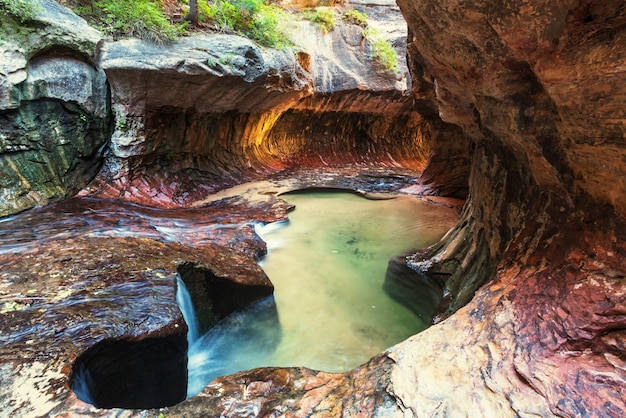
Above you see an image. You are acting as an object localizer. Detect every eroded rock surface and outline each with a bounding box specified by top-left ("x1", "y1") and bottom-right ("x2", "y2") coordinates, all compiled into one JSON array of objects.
[
  {"x1": 0, "y1": 167, "x2": 443, "y2": 416},
  {"x1": 0, "y1": 0, "x2": 108, "y2": 216},
  {"x1": 0, "y1": 194, "x2": 283, "y2": 416},
  {"x1": 81, "y1": 3, "x2": 458, "y2": 207},
  {"x1": 388, "y1": 0, "x2": 626, "y2": 415},
  {"x1": 1, "y1": 0, "x2": 624, "y2": 416}
]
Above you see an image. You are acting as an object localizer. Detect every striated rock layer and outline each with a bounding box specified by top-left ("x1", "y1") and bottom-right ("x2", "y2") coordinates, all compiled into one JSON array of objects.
[
  {"x1": 388, "y1": 0, "x2": 626, "y2": 415},
  {"x1": 0, "y1": 0, "x2": 109, "y2": 216},
  {"x1": 1, "y1": 0, "x2": 624, "y2": 417},
  {"x1": 0, "y1": 4, "x2": 458, "y2": 416},
  {"x1": 81, "y1": 3, "x2": 467, "y2": 207}
]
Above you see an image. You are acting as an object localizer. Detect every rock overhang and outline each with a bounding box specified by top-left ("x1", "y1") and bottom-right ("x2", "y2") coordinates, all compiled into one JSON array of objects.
[{"x1": 11, "y1": 0, "x2": 625, "y2": 416}]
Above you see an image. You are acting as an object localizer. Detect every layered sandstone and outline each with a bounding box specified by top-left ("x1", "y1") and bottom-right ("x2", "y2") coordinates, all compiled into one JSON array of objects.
[
  {"x1": 0, "y1": 0, "x2": 624, "y2": 416},
  {"x1": 80, "y1": 2, "x2": 465, "y2": 207},
  {"x1": 388, "y1": 0, "x2": 626, "y2": 415},
  {"x1": 0, "y1": 0, "x2": 108, "y2": 216}
]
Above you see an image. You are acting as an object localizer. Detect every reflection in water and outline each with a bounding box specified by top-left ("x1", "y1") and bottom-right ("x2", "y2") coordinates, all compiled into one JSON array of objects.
[{"x1": 186, "y1": 192, "x2": 458, "y2": 397}]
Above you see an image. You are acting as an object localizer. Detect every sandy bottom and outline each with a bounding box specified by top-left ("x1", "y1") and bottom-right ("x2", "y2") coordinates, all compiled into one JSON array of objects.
[{"x1": 187, "y1": 191, "x2": 459, "y2": 397}]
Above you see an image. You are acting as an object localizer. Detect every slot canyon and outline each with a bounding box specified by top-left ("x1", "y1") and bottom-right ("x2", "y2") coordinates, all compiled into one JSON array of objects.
[{"x1": 0, "y1": 0, "x2": 624, "y2": 416}]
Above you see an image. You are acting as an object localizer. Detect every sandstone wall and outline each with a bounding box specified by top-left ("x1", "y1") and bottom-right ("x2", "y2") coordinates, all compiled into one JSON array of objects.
[
  {"x1": 388, "y1": 0, "x2": 626, "y2": 415},
  {"x1": 4, "y1": 0, "x2": 623, "y2": 416},
  {"x1": 82, "y1": 7, "x2": 457, "y2": 207},
  {"x1": 0, "y1": 0, "x2": 108, "y2": 216}
]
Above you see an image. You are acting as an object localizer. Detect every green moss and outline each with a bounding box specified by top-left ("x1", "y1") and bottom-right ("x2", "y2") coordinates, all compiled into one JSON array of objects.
[
  {"x1": 1, "y1": 300, "x2": 30, "y2": 313},
  {"x1": 342, "y1": 8, "x2": 367, "y2": 27},
  {"x1": 363, "y1": 28, "x2": 398, "y2": 73},
  {"x1": 304, "y1": 7, "x2": 335, "y2": 33},
  {"x1": 0, "y1": 0, "x2": 39, "y2": 23},
  {"x1": 0, "y1": 0, "x2": 38, "y2": 42},
  {"x1": 0, "y1": 11, "x2": 36, "y2": 41}
]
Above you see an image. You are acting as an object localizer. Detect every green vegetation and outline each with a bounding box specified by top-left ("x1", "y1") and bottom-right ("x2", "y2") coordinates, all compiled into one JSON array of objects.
[
  {"x1": 342, "y1": 8, "x2": 367, "y2": 27},
  {"x1": 305, "y1": 7, "x2": 335, "y2": 33},
  {"x1": 75, "y1": 0, "x2": 186, "y2": 43},
  {"x1": 198, "y1": 0, "x2": 291, "y2": 48},
  {"x1": 1, "y1": 300, "x2": 30, "y2": 313},
  {"x1": 363, "y1": 28, "x2": 399, "y2": 73},
  {"x1": 0, "y1": 0, "x2": 39, "y2": 22},
  {"x1": 115, "y1": 117, "x2": 127, "y2": 129}
]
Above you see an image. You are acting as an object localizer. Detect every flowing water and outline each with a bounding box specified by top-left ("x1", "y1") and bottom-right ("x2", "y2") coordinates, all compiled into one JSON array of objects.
[
  {"x1": 176, "y1": 276, "x2": 200, "y2": 346},
  {"x1": 187, "y1": 191, "x2": 459, "y2": 396}
]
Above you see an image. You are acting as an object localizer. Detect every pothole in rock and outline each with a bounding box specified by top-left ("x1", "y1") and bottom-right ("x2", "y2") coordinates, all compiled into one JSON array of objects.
[
  {"x1": 185, "y1": 190, "x2": 459, "y2": 397},
  {"x1": 70, "y1": 262, "x2": 272, "y2": 409},
  {"x1": 70, "y1": 190, "x2": 459, "y2": 407},
  {"x1": 70, "y1": 334, "x2": 188, "y2": 409}
]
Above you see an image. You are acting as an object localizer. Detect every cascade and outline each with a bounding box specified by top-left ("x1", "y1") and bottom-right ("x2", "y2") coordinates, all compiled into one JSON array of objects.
[
  {"x1": 176, "y1": 275, "x2": 200, "y2": 346},
  {"x1": 184, "y1": 191, "x2": 458, "y2": 397}
]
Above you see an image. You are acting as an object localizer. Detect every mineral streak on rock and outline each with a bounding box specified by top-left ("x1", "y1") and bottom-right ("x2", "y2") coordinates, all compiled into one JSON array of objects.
[
  {"x1": 81, "y1": 3, "x2": 458, "y2": 208},
  {"x1": 0, "y1": 193, "x2": 287, "y2": 416},
  {"x1": 0, "y1": 0, "x2": 108, "y2": 216},
  {"x1": 388, "y1": 0, "x2": 626, "y2": 415},
  {"x1": 0, "y1": 168, "x2": 431, "y2": 416},
  {"x1": 1, "y1": 0, "x2": 624, "y2": 416}
]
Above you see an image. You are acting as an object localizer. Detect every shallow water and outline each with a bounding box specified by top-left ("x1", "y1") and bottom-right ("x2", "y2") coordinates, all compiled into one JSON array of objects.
[{"x1": 187, "y1": 191, "x2": 458, "y2": 396}]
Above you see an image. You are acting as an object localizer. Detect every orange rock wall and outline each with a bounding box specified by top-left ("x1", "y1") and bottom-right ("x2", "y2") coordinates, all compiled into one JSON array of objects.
[{"x1": 391, "y1": 0, "x2": 626, "y2": 415}]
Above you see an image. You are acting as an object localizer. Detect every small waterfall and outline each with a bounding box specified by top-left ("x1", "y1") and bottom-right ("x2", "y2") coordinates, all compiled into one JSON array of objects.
[
  {"x1": 71, "y1": 363, "x2": 95, "y2": 406},
  {"x1": 176, "y1": 275, "x2": 199, "y2": 346},
  {"x1": 186, "y1": 296, "x2": 281, "y2": 398},
  {"x1": 255, "y1": 220, "x2": 290, "y2": 251}
]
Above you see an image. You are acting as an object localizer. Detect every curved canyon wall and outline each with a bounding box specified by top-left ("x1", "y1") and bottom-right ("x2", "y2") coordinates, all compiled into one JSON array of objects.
[
  {"x1": 80, "y1": 4, "x2": 468, "y2": 207},
  {"x1": 386, "y1": 0, "x2": 626, "y2": 415},
  {"x1": 2, "y1": 0, "x2": 463, "y2": 214},
  {"x1": 0, "y1": 0, "x2": 624, "y2": 416}
]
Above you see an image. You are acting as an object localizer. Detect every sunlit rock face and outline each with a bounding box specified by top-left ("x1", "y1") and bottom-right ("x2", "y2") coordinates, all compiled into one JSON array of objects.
[
  {"x1": 2, "y1": 0, "x2": 623, "y2": 416},
  {"x1": 0, "y1": 0, "x2": 108, "y2": 216},
  {"x1": 82, "y1": 3, "x2": 466, "y2": 207},
  {"x1": 388, "y1": 0, "x2": 626, "y2": 415}
]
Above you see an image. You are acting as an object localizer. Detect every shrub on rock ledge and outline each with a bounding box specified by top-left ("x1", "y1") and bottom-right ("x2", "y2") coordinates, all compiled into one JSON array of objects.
[
  {"x1": 199, "y1": 0, "x2": 292, "y2": 48},
  {"x1": 75, "y1": 0, "x2": 186, "y2": 43}
]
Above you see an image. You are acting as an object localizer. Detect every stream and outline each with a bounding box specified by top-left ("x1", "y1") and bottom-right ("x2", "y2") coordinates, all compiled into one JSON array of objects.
[
  {"x1": 0, "y1": 188, "x2": 459, "y2": 405},
  {"x1": 186, "y1": 191, "x2": 458, "y2": 396}
]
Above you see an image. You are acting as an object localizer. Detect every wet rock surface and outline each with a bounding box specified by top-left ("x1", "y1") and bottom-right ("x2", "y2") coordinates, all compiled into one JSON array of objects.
[
  {"x1": 80, "y1": 4, "x2": 446, "y2": 208},
  {"x1": 0, "y1": 1, "x2": 108, "y2": 216},
  {"x1": 160, "y1": 354, "x2": 402, "y2": 418},
  {"x1": 0, "y1": 195, "x2": 280, "y2": 415},
  {"x1": 0, "y1": 167, "x2": 445, "y2": 416},
  {"x1": 1, "y1": 0, "x2": 624, "y2": 416},
  {"x1": 390, "y1": 0, "x2": 626, "y2": 415}
]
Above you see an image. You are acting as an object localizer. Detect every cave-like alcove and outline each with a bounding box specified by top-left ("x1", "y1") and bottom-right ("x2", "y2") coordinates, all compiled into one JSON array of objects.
[{"x1": 70, "y1": 334, "x2": 187, "y2": 409}]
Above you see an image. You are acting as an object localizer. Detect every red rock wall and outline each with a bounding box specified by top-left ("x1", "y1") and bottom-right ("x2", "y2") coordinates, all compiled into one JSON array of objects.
[{"x1": 393, "y1": 0, "x2": 626, "y2": 414}]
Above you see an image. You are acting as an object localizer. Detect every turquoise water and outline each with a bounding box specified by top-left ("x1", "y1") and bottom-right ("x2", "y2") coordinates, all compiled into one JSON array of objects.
[{"x1": 187, "y1": 191, "x2": 458, "y2": 396}]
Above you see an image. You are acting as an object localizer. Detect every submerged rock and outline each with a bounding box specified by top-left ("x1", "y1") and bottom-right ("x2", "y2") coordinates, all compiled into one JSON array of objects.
[{"x1": 1, "y1": 0, "x2": 623, "y2": 416}]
